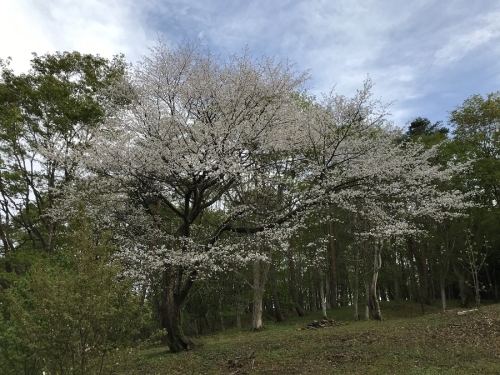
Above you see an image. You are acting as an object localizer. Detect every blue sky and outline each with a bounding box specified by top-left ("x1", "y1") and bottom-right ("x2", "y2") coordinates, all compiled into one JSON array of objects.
[{"x1": 1, "y1": 0, "x2": 499, "y2": 129}]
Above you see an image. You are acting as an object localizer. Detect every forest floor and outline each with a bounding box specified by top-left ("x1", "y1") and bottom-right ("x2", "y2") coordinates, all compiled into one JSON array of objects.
[{"x1": 117, "y1": 301, "x2": 500, "y2": 374}]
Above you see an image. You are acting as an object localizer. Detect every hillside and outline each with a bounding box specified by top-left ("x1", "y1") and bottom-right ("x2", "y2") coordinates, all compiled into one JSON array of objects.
[{"x1": 119, "y1": 301, "x2": 500, "y2": 375}]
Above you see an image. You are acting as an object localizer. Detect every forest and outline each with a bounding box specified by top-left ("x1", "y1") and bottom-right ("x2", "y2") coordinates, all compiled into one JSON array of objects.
[{"x1": 0, "y1": 41, "x2": 499, "y2": 374}]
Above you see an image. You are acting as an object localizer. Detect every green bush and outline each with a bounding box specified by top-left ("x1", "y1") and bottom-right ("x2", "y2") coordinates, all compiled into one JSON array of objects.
[{"x1": 0, "y1": 222, "x2": 144, "y2": 375}]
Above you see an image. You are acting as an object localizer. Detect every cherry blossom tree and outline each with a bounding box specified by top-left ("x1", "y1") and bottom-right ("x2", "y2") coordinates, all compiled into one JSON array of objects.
[
  {"x1": 78, "y1": 40, "x2": 310, "y2": 351},
  {"x1": 78, "y1": 40, "x2": 470, "y2": 351}
]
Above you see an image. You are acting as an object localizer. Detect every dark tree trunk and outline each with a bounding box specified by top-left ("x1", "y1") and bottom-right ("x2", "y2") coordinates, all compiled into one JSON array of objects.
[
  {"x1": 494, "y1": 267, "x2": 499, "y2": 302},
  {"x1": 340, "y1": 283, "x2": 348, "y2": 306},
  {"x1": 393, "y1": 270, "x2": 401, "y2": 302},
  {"x1": 420, "y1": 242, "x2": 430, "y2": 304},
  {"x1": 407, "y1": 238, "x2": 430, "y2": 308},
  {"x1": 288, "y1": 240, "x2": 306, "y2": 317},
  {"x1": 366, "y1": 239, "x2": 383, "y2": 320},
  {"x1": 453, "y1": 262, "x2": 470, "y2": 307},
  {"x1": 270, "y1": 266, "x2": 285, "y2": 322},
  {"x1": 140, "y1": 283, "x2": 148, "y2": 307},
  {"x1": 328, "y1": 220, "x2": 338, "y2": 308},
  {"x1": 440, "y1": 277, "x2": 447, "y2": 312},
  {"x1": 310, "y1": 269, "x2": 318, "y2": 311},
  {"x1": 353, "y1": 245, "x2": 360, "y2": 321},
  {"x1": 159, "y1": 269, "x2": 195, "y2": 353}
]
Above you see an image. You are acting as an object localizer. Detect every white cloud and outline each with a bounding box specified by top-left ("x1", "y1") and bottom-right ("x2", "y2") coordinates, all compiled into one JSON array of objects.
[
  {"x1": 434, "y1": 11, "x2": 500, "y2": 65},
  {"x1": 0, "y1": 0, "x2": 153, "y2": 73},
  {"x1": 1, "y1": 0, "x2": 499, "y2": 127}
]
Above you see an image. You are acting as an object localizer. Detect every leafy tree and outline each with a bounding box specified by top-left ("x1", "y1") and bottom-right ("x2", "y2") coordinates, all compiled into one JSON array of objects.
[
  {"x1": 0, "y1": 215, "x2": 144, "y2": 375},
  {"x1": 406, "y1": 117, "x2": 449, "y2": 139},
  {"x1": 450, "y1": 92, "x2": 500, "y2": 207},
  {"x1": 448, "y1": 92, "x2": 500, "y2": 304},
  {"x1": 0, "y1": 51, "x2": 126, "y2": 255}
]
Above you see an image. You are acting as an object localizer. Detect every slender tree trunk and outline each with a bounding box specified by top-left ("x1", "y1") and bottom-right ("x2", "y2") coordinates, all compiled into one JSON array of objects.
[
  {"x1": 408, "y1": 237, "x2": 426, "y2": 310},
  {"x1": 318, "y1": 268, "x2": 328, "y2": 319},
  {"x1": 310, "y1": 269, "x2": 318, "y2": 311},
  {"x1": 328, "y1": 220, "x2": 338, "y2": 308},
  {"x1": 453, "y1": 262, "x2": 469, "y2": 307},
  {"x1": 236, "y1": 313, "x2": 241, "y2": 329},
  {"x1": 437, "y1": 244, "x2": 450, "y2": 312},
  {"x1": 251, "y1": 258, "x2": 271, "y2": 331},
  {"x1": 325, "y1": 277, "x2": 330, "y2": 308},
  {"x1": 235, "y1": 283, "x2": 243, "y2": 328},
  {"x1": 353, "y1": 246, "x2": 360, "y2": 321},
  {"x1": 270, "y1": 265, "x2": 285, "y2": 322},
  {"x1": 367, "y1": 240, "x2": 382, "y2": 320},
  {"x1": 140, "y1": 283, "x2": 148, "y2": 307},
  {"x1": 473, "y1": 270, "x2": 481, "y2": 307},
  {"x1": 420, "y1": 243, "x2": 430, "y2": 304},
  {"x1": 494, "y1": 267, "x2": 499, "y2": 302},
  {"x1": 340, "y1": 283, "x2": 348, "y2": 306},
  {"x1": 485, "y1": 266, "x2": 494, "y2": 301},
  {"x1": 364, "y1": 281, "x2": 370, "y2": 320},
  {"x1": 393, "y1": 273, "x2": 400, "y2": 302},
  {"x1": 272, "y1": 289, "x2": 285, "y2": 323},
  {"x1": 440, "y1": 277, "x2": 447, "y2": 312},
  {"x1": 288, "y1": 240, "x2": 306, "y2": 317},
  {"x1": 219, "y1": 293, "x2": 225, "y2": 331}
]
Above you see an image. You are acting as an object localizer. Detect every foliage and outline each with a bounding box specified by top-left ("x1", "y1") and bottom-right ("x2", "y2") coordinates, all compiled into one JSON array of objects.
[
  {"x1": 2, "y1": 45, "x2": 498, "y2": 357},
  {"x1": 53, "y1": 40, "x2": 472, "y2": 348},
  {"x1": 0, "y1": 218, "x2": 144, "y2": 375},
  {"x1": 0, "y1": 51, "x2": 126, "y2": 254},
  {"x1": 449, "y1": 92, "x2": 500, "y2": 206},
  {"x1": 406, "y1": 116, "x2": 449, "y2": 139}
]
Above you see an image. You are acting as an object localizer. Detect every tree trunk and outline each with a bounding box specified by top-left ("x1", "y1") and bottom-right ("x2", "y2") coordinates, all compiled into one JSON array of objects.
[
  {"x1": 420, "y1": 242, "x2": 430, "y2": 304},
  {"x1": 288, "y1": 240, "x2": 307, "y2": 317},
  {"x1": 219, "y1": 293, "x2": 225, "y2": 331},
  {"x1": 340, "y1": 283, "x2": 348, "y2": 306},
  {"x1": 453, "y1": 262, "x2": 469, "y2": 307},
  {"x1": 252, "y1": 290, "x2": 264, "y2": 331},
  {"x1": 485, "y1": 266, "x2": 494, "y2": 301},
  {"x1": 328, "y1": 220, "x2": 338, "y2": 308},
  {"x1": 251, "y1": 258, "x2": 271, "y2": 331},
  {"x1": 310, "y1": 269, "x2": 318, "y2": 311},
  {"x1": 235, "y1": 283, "x2": 243, "y2": 328},
  {"x1": 364, "y1": 282, "x2": 370, "y2": 320},
  {"x1": 440, "y1": 277, "x2": 447, "y2": 312},
  {"x1": 159, "y1": 269, "x2": 194, "y2": 353},
  {"x1": 318, "y1": 267, "x2": 328, "y2": 319},
  {"x1": 139, "y1": 283, "x2": 148, "y2": 307},
  {"x1": 390, "y1": 249, "x2": 400, "y2": 302},
  {"x1": 494, "y1": 267, "x2": 499, "y2": 302},
  {"x1": 408, "y1": 238, "x2": 430, "y2": 307},
  {"x1": 270, "y1": 265, "x2": 285, "y2": 322},
  {"x1": 367, "y1": 240, "x2": 383, "y2": 320},
  {"x1": 353, "y1": 246, "x2": 360, "y2": 321}
]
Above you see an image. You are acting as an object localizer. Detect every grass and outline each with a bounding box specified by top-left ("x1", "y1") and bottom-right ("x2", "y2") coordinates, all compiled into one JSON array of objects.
[{"x1": 118, "y1": 301, "x2": 500, "y2": 374}]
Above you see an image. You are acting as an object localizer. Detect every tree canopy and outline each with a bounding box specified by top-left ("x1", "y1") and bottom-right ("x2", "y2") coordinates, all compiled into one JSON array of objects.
[{"x1": 0, "y1": 42, "x2": 498, "y2": 368}]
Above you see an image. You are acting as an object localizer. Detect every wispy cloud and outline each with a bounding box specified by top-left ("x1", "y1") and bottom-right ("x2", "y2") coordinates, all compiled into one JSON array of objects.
[
  {"x1": 1, "y1": 0, "x2": 153, "y2": 72},
  {"x1": 434, "y1": 11, "x2": 500, "y2": 65},
  {"x1": 1, "y1": 0, "x2": 499, "y2": 127}
]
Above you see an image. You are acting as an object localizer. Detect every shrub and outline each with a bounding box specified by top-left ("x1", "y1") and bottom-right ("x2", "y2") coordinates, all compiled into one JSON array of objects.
[{"x1": 0, "y1": 221, "x2": 144, "y2": 375}]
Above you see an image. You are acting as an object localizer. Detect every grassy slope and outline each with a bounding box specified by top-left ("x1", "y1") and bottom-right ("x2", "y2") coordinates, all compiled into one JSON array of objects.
[{"x1": 121, "y1": 301, "x2": 500, "y2": 375}]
